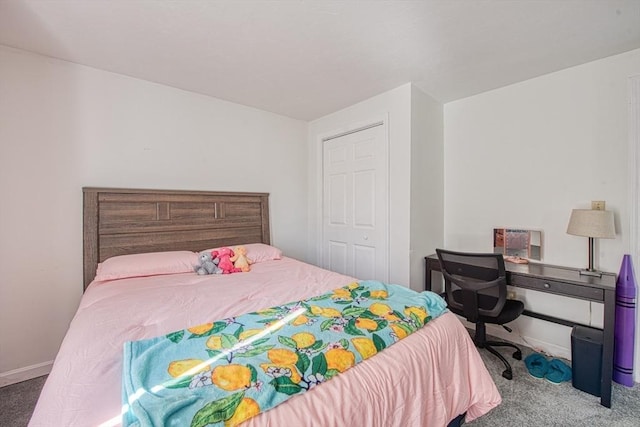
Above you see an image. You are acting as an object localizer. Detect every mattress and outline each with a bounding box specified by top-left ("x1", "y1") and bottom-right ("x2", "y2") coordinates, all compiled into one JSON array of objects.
[{"x1": 30, "y1": 256, "x2": 500, "y2": 426}]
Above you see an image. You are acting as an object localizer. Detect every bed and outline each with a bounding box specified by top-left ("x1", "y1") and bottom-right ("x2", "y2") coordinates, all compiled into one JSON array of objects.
[{"x1": 30, "y1": 188, "x2": 501, "y2": 427}]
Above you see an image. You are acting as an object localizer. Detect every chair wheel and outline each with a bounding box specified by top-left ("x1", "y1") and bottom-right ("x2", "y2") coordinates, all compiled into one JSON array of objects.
[
  {"x1": 513, "y1": 350, "x2": 522, "y2": 360},
  {"x1": 502, "y1": 370, "x2": 513, "y2": 380}
]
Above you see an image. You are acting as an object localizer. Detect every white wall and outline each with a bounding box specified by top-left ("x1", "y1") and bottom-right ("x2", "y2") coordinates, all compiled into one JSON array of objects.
[
  {"x1": 444, "y1": 49, "x2": 640, "y2": 377},
  {"x1": 307, "y1": 83, "x2": 413, "y2": 287},
  {"x1": 410, "y1": 85, "x2": 444, "y2": 291},
  {"x1": 0, "y1": 46, "x2": 308, "y2": 383}
]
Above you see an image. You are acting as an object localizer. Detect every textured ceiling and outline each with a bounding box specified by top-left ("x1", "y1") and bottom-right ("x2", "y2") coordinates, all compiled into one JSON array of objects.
[{"x1": 1, "y1": 0, "x2": 639, "y2": 121}]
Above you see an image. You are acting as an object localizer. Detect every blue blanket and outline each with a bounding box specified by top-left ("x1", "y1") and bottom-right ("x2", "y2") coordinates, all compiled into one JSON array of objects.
[{"x1": 122, "y1": 280, "x2": 447, "y2": 426}]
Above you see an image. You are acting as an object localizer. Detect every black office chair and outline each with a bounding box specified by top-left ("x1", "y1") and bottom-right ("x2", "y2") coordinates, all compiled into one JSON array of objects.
[{"x1": 436, "y1": 249, "x2": 524, "y2": 380}]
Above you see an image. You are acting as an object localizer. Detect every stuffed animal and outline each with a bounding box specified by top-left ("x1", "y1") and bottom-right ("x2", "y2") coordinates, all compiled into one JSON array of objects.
[
  {"x1": 194, "y1": 252, "x2": 222, "y2": 275},
  {"x1": 216, "y1": 247, "x2": 240, "y2": 274},
  {"x1": 230, "y1": 245, "x2": 252, "y2": 272}
]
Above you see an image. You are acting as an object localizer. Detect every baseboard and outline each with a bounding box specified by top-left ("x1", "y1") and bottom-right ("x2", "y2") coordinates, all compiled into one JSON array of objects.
[
  {"x1": 486, "y1": 325, "x2": 572, "y2": 360},
  {"x1": 484, "y1": 321, "x2": 572, "y2": 360},
  {"x1": 0, "y1": 361, "x2": 52, "y2": 387},
  {"x1": 460, "y1": 317, "x2": 572, "y2": 360}
]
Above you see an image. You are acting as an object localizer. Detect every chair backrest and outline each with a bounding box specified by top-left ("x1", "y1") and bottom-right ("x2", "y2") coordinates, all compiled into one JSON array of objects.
[{"x1": 436, "y1": 249, "x2": 507, "y2": 323}]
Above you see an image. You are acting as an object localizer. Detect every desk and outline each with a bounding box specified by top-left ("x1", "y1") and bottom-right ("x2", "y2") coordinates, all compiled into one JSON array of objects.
[{"x1": 424, "y1": 254, "x2": 617, "y2": 408}]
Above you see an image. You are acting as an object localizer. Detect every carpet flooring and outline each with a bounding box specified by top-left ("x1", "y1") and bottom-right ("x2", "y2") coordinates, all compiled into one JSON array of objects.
[
  {"x1": 0, "y1": 375, "x2": 46, "y2": 427},
  {"x1": 467, "y1": 346, "x2": 640, "y2": 426},
  {"x1": 1, "y1": 341, "x2": 639, "y2": 426}
]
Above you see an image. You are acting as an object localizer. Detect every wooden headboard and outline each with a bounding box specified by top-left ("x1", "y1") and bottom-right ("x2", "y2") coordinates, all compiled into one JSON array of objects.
[{"x1": 83, "y1": 187, "x2": 270, "y2": 290}]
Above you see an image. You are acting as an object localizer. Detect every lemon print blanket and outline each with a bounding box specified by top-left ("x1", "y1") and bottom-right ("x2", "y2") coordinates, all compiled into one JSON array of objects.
[{"x1": 122, "y1": 280, "x2": 447, "y2": 426}]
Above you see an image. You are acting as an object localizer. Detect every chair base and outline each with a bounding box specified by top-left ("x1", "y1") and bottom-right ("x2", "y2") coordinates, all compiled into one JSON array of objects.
[{"x1": 473, "y1": 323, "x2": 522, "y2": 380}]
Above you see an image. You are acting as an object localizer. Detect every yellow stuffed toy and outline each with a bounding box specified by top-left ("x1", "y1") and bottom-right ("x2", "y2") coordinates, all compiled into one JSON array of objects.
[{"x1": 230, "y1": 245, "x2": 252, "y2": 272}]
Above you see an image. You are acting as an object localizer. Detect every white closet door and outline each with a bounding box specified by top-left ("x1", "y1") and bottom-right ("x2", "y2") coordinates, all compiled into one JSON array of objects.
[{"x1": 322, "y1": 123, "x2": 388, "y2": 282}]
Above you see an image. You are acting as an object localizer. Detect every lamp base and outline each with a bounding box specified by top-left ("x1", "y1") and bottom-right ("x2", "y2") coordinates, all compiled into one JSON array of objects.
[{"x1": 579, "y1": 269, "x2": 603, "y2": 278}]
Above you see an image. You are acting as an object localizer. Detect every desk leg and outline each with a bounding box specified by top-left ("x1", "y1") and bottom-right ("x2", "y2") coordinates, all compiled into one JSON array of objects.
[
  {"x1": 601, "y1": 288, "x2": 615, "y2": 408},
  {"x1": 425, "y1": 266, "x2": 432, "y2": 292}
]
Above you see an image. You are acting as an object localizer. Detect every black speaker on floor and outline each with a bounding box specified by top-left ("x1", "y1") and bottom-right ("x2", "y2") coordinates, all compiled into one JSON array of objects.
[{"x1": 571, "y1": 326, "x2": 603, "y2": 397}]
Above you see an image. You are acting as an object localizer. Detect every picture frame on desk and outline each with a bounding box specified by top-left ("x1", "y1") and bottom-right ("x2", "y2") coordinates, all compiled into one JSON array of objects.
[{"x1": 493, "y1": 228, "x2": 542, "y2": 261}]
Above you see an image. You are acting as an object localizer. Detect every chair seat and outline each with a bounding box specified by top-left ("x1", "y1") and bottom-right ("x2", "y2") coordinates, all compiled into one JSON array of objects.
[{"x1": 446, "y1": 290, "x2": 525, "y2": 325}]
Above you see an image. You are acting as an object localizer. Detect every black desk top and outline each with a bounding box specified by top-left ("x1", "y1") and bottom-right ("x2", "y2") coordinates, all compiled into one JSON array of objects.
[{"x1": 425, "y1": 254, "x2": 616, "y2": 291}]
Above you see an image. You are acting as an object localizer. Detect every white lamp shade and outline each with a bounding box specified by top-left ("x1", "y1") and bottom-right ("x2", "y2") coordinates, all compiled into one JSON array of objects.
[{"x1": 566, "y1": 209, "x2": 616, "y2": 239}]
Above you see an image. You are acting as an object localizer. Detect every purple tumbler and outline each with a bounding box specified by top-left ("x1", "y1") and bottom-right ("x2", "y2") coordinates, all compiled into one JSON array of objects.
[{"x1": 613, "y1": 254, "x2": 637, "y2": 387}]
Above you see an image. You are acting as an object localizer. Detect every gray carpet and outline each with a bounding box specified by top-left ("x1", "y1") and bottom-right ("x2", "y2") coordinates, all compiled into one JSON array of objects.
[
  {"x1": 1, "y1": 345, "x2": 639, "y2": 426},
  {"x1": 0, "y1": 375, "x2": 46, "y2": 427},
  {"x1": 468, "y1": 345, "x2": 640, "y2": 426}
]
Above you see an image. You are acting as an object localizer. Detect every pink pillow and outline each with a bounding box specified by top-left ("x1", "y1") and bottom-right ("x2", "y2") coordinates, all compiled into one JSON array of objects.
[
  {"x1": 95, "y1": 251, "x2": 199, "y2": 281},
  {"x1": 205, "y1": 243, "x2": 282, "y2": 264},
  {"x1": 245, "y1": 243, "x2": 282, "y2": 263}
]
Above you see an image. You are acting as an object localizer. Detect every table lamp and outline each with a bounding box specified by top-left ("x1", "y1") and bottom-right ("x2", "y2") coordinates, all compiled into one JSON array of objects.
[{"x1": 566, "y1": 201, "x2": 616, "y2": 277}]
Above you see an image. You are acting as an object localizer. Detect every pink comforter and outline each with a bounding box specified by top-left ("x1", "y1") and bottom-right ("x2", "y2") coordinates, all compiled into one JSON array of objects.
[{"x1": 30, "y1": 257, "x2": 500, "y2": 427}]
